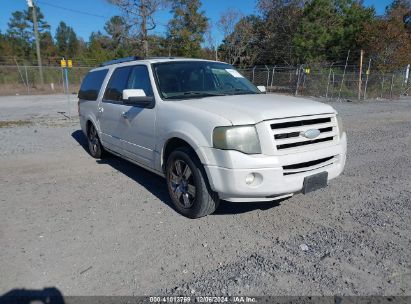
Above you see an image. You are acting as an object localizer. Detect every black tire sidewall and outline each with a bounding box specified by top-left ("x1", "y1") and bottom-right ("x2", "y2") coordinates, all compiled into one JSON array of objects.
[
  {"x1": 88, "y1": 124, "x2": 102, "y2": 158},
  {"x1": 166, "y1": 148, "x2": 217, "y2": 218}
]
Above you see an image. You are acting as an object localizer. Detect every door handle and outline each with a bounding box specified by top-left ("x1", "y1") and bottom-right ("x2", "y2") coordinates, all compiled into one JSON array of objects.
[{"x1": 121, "y1": 111, "x2": 128, "y2": 119}]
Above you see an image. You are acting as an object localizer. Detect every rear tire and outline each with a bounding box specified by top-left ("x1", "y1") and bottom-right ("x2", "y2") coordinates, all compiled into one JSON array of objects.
[
  {"x1": 87, "y1": 123, "x2": 104, "y2": 159},
  {"x1": 166, "y1": 147, "x2": 219, "y2": 218}
]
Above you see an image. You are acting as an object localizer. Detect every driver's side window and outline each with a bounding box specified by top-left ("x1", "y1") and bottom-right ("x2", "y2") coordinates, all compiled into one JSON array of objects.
[
  {"x1": 103, "y1": 66, "x2": 132, "y2": 102},
  {"x1": 127, "y1": 65, "x2": 154, "y2": 97},
  {"x1": 103, "y1": 65, "x2": 154, "y2": 102}
]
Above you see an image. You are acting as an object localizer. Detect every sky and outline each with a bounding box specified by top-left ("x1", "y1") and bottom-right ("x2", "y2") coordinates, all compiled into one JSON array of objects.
[{"x1": 0, "y1": 0, "x2": 393, "y2": 45}]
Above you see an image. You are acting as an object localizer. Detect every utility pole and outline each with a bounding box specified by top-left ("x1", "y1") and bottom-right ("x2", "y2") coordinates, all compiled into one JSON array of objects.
[
  {"x1": 27, "y1": 0, "x2": 44, "y2": 85},
  {"x1": 358, "y1": 50, "x2": 364, "y2": 100},
  {"x1": 141, "y1": 2, "x2": 148, "y2": 57}
]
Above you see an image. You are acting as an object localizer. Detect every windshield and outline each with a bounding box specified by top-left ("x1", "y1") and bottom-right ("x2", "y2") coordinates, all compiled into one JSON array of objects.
[{"x1": 152, "y1": 61, "x2": 260, "y2": 100}]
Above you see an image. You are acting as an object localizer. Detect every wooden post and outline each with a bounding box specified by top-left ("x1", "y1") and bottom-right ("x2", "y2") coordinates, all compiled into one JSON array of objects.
[{"x1": 358, "y1": 50, "x2": 364, "y2": 100}]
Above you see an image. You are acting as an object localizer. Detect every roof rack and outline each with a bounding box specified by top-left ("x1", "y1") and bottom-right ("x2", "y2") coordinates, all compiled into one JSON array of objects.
[{"x1": 101, "y1": 56, "x2": 143, "y2": 67}]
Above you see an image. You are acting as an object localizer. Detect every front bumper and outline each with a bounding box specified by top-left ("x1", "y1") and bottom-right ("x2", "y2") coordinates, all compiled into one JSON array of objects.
[{"x1": 200, "y1": 133, "x2": 347, "y2": 202}]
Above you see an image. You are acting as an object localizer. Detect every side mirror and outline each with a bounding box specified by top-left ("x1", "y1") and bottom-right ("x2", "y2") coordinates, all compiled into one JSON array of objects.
[
  {"x1": 257, "y1": 86, "x2": 267, "y2": 93},
  {"x1": 122, "y1": 89, "x2": 155, "y2": 108}
]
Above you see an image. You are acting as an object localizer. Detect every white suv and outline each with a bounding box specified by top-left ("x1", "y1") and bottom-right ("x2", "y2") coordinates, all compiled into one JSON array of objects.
[{"x1": 78, "y1": 57, "x2": 347, "y2": 218}]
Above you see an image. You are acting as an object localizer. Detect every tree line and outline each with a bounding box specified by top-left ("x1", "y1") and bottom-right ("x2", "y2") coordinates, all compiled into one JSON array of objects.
[{"x1": 0, "y1": 0, "x2": 410, "y2": 71}]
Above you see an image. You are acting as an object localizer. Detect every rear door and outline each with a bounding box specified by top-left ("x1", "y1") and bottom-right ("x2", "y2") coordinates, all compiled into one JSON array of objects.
[{"x1": 98, "y1": 66, "x2": 132, "y2": 153}]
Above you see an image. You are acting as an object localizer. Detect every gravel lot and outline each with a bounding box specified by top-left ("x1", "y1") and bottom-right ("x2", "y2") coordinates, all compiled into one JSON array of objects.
[{"x1": 0, "y1": 94, "x2": 410, "y2": 296}]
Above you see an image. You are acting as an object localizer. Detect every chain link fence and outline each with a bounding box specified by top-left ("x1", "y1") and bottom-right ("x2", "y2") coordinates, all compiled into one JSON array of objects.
[
  {"x1": 238, "y1": 65, "x2": 411, "y2": 100},
  {"x1": 0, "y1": 63, "x2": 410, "y2": 100},
  {"x1": 0, "y1": 65, "x2": 91, "y2": 96}
]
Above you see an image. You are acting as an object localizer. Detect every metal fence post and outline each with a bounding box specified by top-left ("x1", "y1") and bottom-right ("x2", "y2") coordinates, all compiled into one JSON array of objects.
[
  {"x1": 390, "y1": 74, "x2": 395, "y2": 99},
  {"x1": 325, "y1": 63, "x2": 333, "y2": 100},
  {"x1": 295, "y1": 65, "x2": 302, "y2": 96},
  {"x1": 24, "y1": 65, "x2": 30, "y2": 95},
  {"x1": 338, "y1": 50, "x2": 350, "y2": 102},
  {"x1": 252, "y1": 66, "x2": 256, "y2": 84},
  {"x1": 265, "y1": 65, "x2": 270, "y2": 90},
  {"x1": 363, "y1": 59, "x2": 371, "y2": 100},
  {"x1": 270, "y1": 66, "x2": 276, "y2": 93},
  {"x1": 64, "y1": 67, "x2": 71, "y2": 119},
  {"x1": 381, "y1": 75, "x2": 385, "y2": 98}
]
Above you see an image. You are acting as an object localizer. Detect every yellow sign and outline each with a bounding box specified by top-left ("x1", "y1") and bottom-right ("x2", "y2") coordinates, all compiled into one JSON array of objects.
[
  {"x1": 304, "y1": 68, "x2": 311, "y2": 74},
  {"x1": 67, "y1": 60, "x2": 73, "y2": 68},
  {"x1": 60, "y1": 59, "x2": 67, "y2": 68}
]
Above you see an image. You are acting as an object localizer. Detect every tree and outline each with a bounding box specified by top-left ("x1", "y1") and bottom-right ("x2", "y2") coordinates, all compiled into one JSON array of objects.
[
  {"x1": 104, "y1": 16, "x2": 130, "y2": 45},
  {"x1": 257, "y1": 0, "x2": 304, "y2": 65},
  {"x1": 55, "y1": 21, "x2": 79, "y2": 58},
  {"x1": 40, "y1": 32, "x2": 57, "y2": 63},
  {"x1": 292, "y1": 0, "x2": 374, "y2": 63},
  {"x1": 108, "y1": 0, "x2": 169, "y2": 56},
  {"x1": 81, "y1": 31, "x2": 115, "y2": 64},
  {"x1": 6, "y1": 6, "x2": 50, "y2": 59},
  {"x1": 359, "y1": 0, "x2": 411, "y2": 70},
  {"x1": 219, "y1": 15, "x2": 262, "y2": 67},
  {"x1": 167, "y1": 0, "x2": 208, "y2": 58},
  {"x1": 217, "y1": 9, "x2": 243, "y2": 63}
]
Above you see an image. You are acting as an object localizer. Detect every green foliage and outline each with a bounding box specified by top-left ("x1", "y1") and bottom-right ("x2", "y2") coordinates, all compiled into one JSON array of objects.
[
  {"x1": 6, "y1": 6, "x2": 50, "y2": 59},
  {"x1": 104, "y1": 16, "x2": 129, "y2": 45},
  {"x1": 55, "y1": 21, "x2": 79, "y2": 58},
  {"x1": 219, "y1": 15, "x2": 263, "y2": 67},
  {"x1": 167, "y1": 0, "x2": 208, "y2": 58},
  {"x1": 0, "y1": 0, "x2": 409, "y2": 70},
  {"x1": 256, "y1": 0, "x2": 304, "y2": 65},
  {"x1": 292, "y1": 0, "x2": 375, "y2": 63}
]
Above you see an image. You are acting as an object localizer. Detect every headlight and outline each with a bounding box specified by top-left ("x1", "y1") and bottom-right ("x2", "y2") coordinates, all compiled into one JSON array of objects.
[
  {"x1": 213, "y1": 125, "x2": 262, "y2": 154},
  {"x1": 336, "y1": 114, "x2": 345, "y2": 137}
]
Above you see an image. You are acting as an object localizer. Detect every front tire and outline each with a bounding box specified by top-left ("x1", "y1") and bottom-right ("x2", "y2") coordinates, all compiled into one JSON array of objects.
[
  {"x1": 166, "y1": 147, "x2": 219, "y2": 218},
  {"x1": 87, "y1": 123, "x2": 104, "y2": 158}
]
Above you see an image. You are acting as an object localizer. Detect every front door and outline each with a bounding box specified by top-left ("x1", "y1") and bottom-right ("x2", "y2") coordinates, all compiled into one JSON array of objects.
[
  {"x1": 98, "y1": 66, "x2": 131, "y2": 154},
  {"x1": 117, "y1": 65, "x2": 156, "y2": 168}
]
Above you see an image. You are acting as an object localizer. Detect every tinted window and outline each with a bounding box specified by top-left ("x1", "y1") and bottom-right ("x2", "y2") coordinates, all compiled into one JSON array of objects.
[
  {"x1": 103, "y1": 66, "x2": 132, "y2": 102},
  {"x1": 153, "y1": 61, "x2": 259, "y2": 100},
  {"x1": 127, "y1": 65, "x2": 153, "y2": 97},
  {"x1": 78, "y1": 69, "x2": 108, "y2": 101}
]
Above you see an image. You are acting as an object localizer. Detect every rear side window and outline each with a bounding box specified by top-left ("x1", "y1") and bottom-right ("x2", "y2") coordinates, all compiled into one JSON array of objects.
[
  {"x1": 103, "y1": 66, "x2": 132, "y2": 102},
  {"x1": 78, "y1": 69, "x2": 108, "y2": 101}
]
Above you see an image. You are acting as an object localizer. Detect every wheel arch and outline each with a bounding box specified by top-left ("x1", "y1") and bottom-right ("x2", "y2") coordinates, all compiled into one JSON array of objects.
[
  {"x1": 85, "y1": 117, "x2": 100, "y2": 136},
  {"x1": 161, "y1": 136, "x2": 207, "y2": 173}
]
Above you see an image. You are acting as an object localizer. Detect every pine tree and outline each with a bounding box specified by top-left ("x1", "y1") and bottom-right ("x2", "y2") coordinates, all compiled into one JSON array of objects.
[
  {"x1": 167, "y1": 0, "x2": 208, "y2": 58},
  {"x1": 6, "y1": 6, "x2": 50, "y2": 59},
  {"x1": 55, "y1": 21, "x2": 79, "y2": 58}
]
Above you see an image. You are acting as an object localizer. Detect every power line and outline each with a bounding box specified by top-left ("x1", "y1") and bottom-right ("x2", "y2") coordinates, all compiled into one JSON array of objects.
[{"x1": 36, "y1": 0, "x2": 111, "y2": 19}]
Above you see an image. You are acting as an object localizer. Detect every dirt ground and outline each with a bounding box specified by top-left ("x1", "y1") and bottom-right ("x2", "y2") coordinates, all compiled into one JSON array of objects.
[{"x1": 0, "y1": 94, "x2": 410, "y2": 297}]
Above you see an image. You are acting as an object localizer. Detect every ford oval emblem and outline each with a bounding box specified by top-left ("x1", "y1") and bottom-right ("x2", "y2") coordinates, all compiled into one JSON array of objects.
[{"x1": 300, "y1": 129, "x2": 321, "y2": 139}]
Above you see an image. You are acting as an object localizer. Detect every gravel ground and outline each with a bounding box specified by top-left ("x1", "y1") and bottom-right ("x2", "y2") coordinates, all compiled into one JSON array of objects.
[{"x1": 0, "y1": 94, "x2": 410, "y2": 297}]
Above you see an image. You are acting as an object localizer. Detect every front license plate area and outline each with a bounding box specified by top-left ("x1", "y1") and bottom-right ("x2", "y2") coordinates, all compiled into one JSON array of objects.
[{"x1": 302, "y1": 172, "x2": 328, "y2": 194}]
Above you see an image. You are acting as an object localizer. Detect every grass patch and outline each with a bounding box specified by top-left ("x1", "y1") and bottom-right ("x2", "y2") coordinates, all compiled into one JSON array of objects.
[{"x1": 0, "y1": 120, "x2": 33, "y2": 128}]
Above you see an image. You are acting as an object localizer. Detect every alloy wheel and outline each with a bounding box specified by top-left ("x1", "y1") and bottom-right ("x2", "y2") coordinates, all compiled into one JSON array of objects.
[{"x1": 168, "y1": 159, "x2": 196, "y2": 208}]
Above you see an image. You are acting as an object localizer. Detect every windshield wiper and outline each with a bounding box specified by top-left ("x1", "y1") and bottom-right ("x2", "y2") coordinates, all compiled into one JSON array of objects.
[
  {"x1": 183, "y1": 91, "x2": 227, "y2": 96},
  {"x1": 167, "y1": 91, "x2": 228, "y2": 99},
  {"x1": 222, "y1": 88, "x2": 259, "y2": 95}
]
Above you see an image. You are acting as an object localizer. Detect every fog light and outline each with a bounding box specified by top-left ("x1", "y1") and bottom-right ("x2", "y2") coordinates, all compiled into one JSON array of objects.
[{"x1": 245, "y1": 173, "x2": 255, "y2": 185}]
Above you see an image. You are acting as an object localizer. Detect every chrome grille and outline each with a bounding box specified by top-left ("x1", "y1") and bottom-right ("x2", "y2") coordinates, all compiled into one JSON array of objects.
[{"x1": 270, "y1": 114, "x2": 337, "y2": 152}]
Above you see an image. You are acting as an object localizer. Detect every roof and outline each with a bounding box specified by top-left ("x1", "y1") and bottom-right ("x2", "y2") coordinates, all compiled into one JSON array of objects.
[{"x1": 99, "y1": 56, "x2": 222, "y2": 67}]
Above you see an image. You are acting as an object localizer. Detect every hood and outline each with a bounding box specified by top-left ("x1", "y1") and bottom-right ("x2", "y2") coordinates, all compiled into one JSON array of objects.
[{"x1": 179, "y1": 93, "x2": 336, "y2": 125}]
